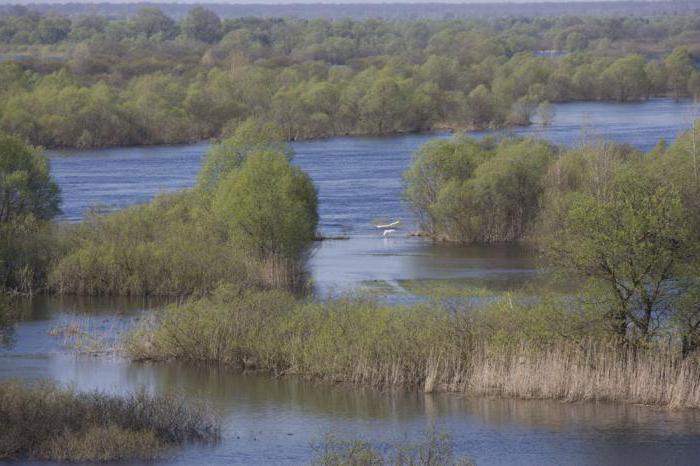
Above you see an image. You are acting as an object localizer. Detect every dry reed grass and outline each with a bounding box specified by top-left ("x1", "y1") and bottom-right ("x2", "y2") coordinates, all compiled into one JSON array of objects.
[
  {"x1": 0, "y1": 380, "x2": 220, "y2": 461},
  {"x1": 433, "y1": 340, "x2": 700, "y2": 408}
]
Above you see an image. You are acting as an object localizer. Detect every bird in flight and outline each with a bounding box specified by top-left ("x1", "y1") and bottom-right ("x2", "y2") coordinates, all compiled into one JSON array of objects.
[{"x1": 375, "y1": 220, "x2": 400, "y2": 229}]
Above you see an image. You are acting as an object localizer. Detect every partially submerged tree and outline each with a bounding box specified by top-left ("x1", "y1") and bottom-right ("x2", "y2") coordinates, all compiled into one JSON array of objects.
[
  {"x1": 197, "y1": 118, "x2": 289, "y2": 192},
  {"x1": 213, "y1": 150, "x2": 318, "y2": 259},
  {"x1": 0, "y1": 133, "x2": 60, "y2": 293},
  {"x1": 545, "y1": 169, "x2": 692, "y2": 341},
  {"x1": 0, "y1": 133, "x2": 60, "y2": 223}
]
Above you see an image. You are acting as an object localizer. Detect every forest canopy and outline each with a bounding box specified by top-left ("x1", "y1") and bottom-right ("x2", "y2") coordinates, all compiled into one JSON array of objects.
[{"x1": 0, "y1": 9, "x2": 699, "y2": 148}]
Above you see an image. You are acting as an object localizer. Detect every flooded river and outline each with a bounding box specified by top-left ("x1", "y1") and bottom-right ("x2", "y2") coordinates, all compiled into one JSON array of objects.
[{"x1": 3, "y1": 99, "x2": 700, "y2": 465}]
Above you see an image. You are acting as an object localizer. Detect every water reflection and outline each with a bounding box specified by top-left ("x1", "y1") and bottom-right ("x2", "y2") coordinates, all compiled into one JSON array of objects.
[
  {"x1": 310, "y1": 237, "x2": 538, "y2": 296},
  {"x1": 5, "y1": 353, "x2": 700, "y2": 465}
]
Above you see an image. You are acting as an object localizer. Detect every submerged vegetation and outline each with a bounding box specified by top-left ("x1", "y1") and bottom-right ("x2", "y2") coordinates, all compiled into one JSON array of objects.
[
  {"x1": 0, "y1": 380, "x2": 220, "y2": 461},
  {"x1": 0, "y1": 133, "x2": 60, "y2": 294},
  {"x1": 126, "y1": 286, "x2": 700, "y2": 408},
  {"x1": 404, "y1": 126, "x2": 700, "y2": 349},
  {"x1": 1, "y1": 9, "x2": 700, "y2": 148},
  {"x1": 312, "y1": 430, "x2": 472, "y2": 466},
  {"x1": 0, "y1": 121, "x2": 317, "y2": 297}
]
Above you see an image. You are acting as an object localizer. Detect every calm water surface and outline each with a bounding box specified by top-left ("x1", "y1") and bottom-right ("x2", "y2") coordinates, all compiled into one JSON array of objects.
[{"x1": 2, "y1": 100, "x2": 700, "y2": 465}]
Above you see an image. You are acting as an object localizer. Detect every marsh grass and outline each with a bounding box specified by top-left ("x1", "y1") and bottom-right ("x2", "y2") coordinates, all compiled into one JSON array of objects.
[
  {"x1": 0, "y1": 380, "x2": 220, "y2": 461},
  {"x1": 398, "y1": 279, "x2": 498, "y2": 298},
  {"x1": 48, "y1": 193, "x2": 311, "y2": 298},
  {"x1": 47, "y1": 316, "x2": 128, "y2": 355},
  {"x1": 312, "y1": 430, "x2": 473, "y2": 466},
  {"x1": 126, "y1": 288, "x2": 700, "y2": 408},
  {"x1": 0, "y1": 296, "x2": 17, "y2": 347}
]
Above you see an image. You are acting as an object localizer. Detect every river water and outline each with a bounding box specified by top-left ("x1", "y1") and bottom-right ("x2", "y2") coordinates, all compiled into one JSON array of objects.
[{"x1": 3, "y1": 99, "x2": 700, "y2": 465}]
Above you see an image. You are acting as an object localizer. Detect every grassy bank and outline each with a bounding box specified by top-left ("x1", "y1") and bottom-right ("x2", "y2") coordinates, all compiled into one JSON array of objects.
[
  {"x1": 0, "y1": 380, "x2": 220, "y2": 461},
  {"x1": 125, "y1": 288, "x2": 700, "y2": 409}
]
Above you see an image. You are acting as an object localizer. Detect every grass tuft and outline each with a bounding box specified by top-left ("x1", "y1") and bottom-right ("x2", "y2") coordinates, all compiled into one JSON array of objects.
[{"x1": 312, "y1": 430, "x2": 473, "y2": 466}]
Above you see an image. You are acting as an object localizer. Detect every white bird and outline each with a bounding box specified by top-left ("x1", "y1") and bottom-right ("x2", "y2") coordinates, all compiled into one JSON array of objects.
[
  {"x1": 382, "y1": 229, "x2": 396, "y2": 237},
  {"x1": 375, "y1": 220, "x2": 400, "y2": 229}
]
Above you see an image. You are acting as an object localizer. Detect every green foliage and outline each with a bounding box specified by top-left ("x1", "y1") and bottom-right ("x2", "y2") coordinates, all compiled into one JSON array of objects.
[
  {"x1": 50, "y1": 136, "x2": 316, "y2": 297},
  {"x1": 647, "y1": 124, "x2": 700, "y2": 232},
  {"x1": 313, "y1": 430, "x2": 472, "y2": 466},
  {"x1": 213, "y1": 150, "x2": 318, "y2": 259},
  {"x1": 126, "y1": 285, "x2": 700, "y2": 407},
  {"x1": 0, "y1": 296, "x2": 16, "y2": 348},
  {"x1": 49, "y1": 190, "x2": 304, "y2": 297},
  {"x1": 600, "y1": 55, "x2": 649, "y2": 101},
  {"x1": 404, "y1": 135, "x2": 555, "y2": 242},
  {"x1": 0, "y1": 215, "x2": 57, "y2": 294},
  {"x1": 404, "y1": 135, "x2": 489, "y2": 236},
  {"x1": 197, "y1": 118, "x2": 289, "y2": 192},
  {"x1": 0, "y1": 12, "x2": 698, "y2": 148},
  {"x1": 545, "y1": 169, "x2": 693, "y2": 339},
  {"x1": 0, "y1": 133, "x2": 60, "y2": 222},
  {"x1": 182, "y1": 7, "x2": 222, "y2": 44},
  {"x1": 665, "y1": 47, "x2": 695, "y2": 100},
  {"x1": 129, "y1": 7, "x2": 178, "y2": 40},
  {"x1": 125, "y1": 285, "x2": 298, "y2": 366},
  {"x1": 127, "y1": 287, "x2": 459, "y2": 388},
  {"x1": 0, "y1": 134, "x2": 60, "y2": 293},
  {"x1": 405, "y1": 131, "x2": 700, "y2": 347}
]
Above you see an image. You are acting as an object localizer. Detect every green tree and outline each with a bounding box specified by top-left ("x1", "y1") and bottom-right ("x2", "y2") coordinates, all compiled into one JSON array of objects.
[
  {"x1": 464, "y1": 84, "x2": 498, "y2": 128},
  {"x1": 0, "y1": 134, "x2": 59, "y2": 293},
  {"x1": 182, "y1": 7, "x2": 222, "y2": 44},
  {"x1": 359, "y1": 76, "x2": 407, "y2": 134},
  {"x1": 36, "y1": 15, "x2": 70, "y2": 44},
  {"x1": 665, "y1": 47, "x2": 694, "y2": 100},
  {"x1": 403, "y1": 135, "x2": 489, "y2": 237},
  {"x1": 213, "y1": 150, "x2": 317, "y2": 259},
  {"x1": 672, "y1": 265, "x2": 700, "y2": 356},
  {"x1": 565, "y1": 32, "x2": 587, "y2": 52},
  {"x1": 130, "y1": 8, "x2": 178, "y2": 40},
  {"x1": 601, "y1": 55, "x2": 649, "y2": 102},
  {"x1": 198, "y1": 118, "x2": 288, "y2": 192},
  {"x1": 466, "y1": 138, "x2": 555, "y2": 242},
  {"x1": 0, "y1": 133, "x2": 60, "y2": 222},
  {"x1": 545, "y1": 169, "x2": 692, "y2": 341}
]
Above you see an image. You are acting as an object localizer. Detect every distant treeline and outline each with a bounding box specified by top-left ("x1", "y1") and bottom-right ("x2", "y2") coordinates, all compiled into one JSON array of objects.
[
  {"x1": 3, "y1": 2, "x2": 700, "y2": 20},
  {"x1": 0, "y1": 9, "x2": 700, "y2": 148}
]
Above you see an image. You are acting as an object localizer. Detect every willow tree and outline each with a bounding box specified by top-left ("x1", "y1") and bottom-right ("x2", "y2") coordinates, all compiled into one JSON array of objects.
[
  {"x1": 0, "y1": 133, "x2": 60, "y2": 293},
  {"x1": 0, "y1": 133, "x2": 60, "y2": 223},
  {"x1": 545, "y1": 169, "x2": 692, "y2": 341},
  {"x1": 213, "y1": 150, "x2": 317, "y2": 259}
]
